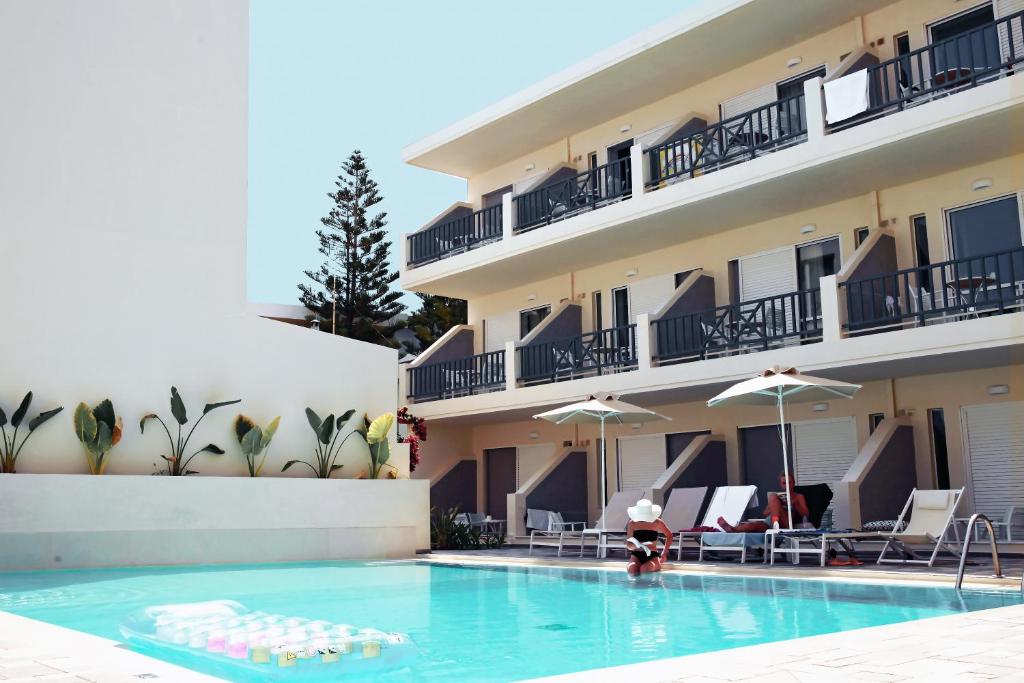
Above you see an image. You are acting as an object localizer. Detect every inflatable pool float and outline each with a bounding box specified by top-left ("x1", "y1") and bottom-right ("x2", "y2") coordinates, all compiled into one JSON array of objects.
[{"x1": 119, "y1": 600, "x2": 416, "y2": 679}]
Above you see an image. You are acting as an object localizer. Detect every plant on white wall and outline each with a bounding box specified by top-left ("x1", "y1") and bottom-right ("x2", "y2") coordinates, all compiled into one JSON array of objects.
[
  {"x1": 356, "y1": 412, "x2": 398, "y2": 479},
  {"x1": 140, "y1": 387, "x2": 240, "y2": 476},
  {"x1": 0, "y1": 392, "x2": 63, "y2": 473},
  {"x1": 72, "y1": 399, "x2": 123, "y2": 474},
  {"x1": 233, "y1": 414, "x2": 280, "y2": 477},
  {"x1": 283, "y1": 408, "x2": 357, "y2": 478}
]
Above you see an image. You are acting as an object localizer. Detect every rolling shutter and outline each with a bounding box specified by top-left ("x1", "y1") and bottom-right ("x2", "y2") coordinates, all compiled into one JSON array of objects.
[
  {"x1": 739, "y1": 247, "x2": 797, "y2": 302},
  {"x1": 628, "y1": 274, "x2": 675, "y2": 323},
  {"x1": 484, "y1": 311, "x2": 518, "y2": 353},
  {"x1": 963, "y1": 402, "x2": 1024, "y2": 516},
  {"x1": 516, "y1": 443, "x2": 555, "y2": 489},
  {"x1": 995, "y1": 0, "x2": 1024, "y2": 64},
  {"x1": 617, "y1": 435, "x2": 666, "y2": 491},
  {"x1": 720, "y1": 83, "x2": 777, "y2": 119},
  {"x1": 792, "y1": 418, "x2": 859, "y2": 489}
]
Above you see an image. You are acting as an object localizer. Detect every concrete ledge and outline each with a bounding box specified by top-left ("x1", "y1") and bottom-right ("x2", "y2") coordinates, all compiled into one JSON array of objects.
[{"x1": 0, "y1": 474, "x2": 430, "y2": 569}]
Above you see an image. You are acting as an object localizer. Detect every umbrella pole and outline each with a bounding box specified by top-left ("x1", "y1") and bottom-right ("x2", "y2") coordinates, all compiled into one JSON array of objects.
[
  {"x1": 777, "y1": 390, "x2": 794, "y2": 530},
  {"x1": 600, "y1": 417, "x2": 607, "y2": 527}
]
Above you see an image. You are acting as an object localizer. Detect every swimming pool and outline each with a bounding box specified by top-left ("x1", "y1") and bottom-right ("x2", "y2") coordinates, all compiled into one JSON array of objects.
[{"x1": 0, "y1": 561, "x2": 1018, "y2": 682}]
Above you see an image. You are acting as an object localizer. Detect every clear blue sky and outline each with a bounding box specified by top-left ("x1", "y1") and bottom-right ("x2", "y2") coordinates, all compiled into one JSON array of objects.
[{"x1": 248, "y1": 1, "x2": 692, "y2": 308}]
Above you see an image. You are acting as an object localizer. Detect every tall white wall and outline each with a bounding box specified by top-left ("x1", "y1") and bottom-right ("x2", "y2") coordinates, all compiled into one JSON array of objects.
[{"x1": 0, "y1": 0, "x2": 404, "y2": 478}]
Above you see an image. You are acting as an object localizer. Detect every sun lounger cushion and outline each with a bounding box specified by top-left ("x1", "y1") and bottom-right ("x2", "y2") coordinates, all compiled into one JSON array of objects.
[
  {"x1": 701, "y1": 532, "x2": 765, "y2": 548},
  {"x1": 863, "y1": 519, "x2": 905, "y2": 532}
]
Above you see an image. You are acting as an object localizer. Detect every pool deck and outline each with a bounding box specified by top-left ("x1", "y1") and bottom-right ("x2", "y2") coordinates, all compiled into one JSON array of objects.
[{"x1": 1, "y1": 553, "x2": 1022, "y2": 682}]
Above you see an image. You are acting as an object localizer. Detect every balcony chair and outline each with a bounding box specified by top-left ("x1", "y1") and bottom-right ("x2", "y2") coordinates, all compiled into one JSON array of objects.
[
  {"x1": 955, "y1": 506, "x2": 1022, "y2": 544},
  {"x1": 526, "y1": 509, "x2": 586, "y2": 556}
]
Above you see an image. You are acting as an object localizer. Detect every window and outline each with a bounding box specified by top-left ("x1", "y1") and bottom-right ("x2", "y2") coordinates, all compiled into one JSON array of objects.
[
  {"x1": 519, "y1": 305, "x2": 550, "y2": 337},
  {"x1": 607, "y1": 139, "x2": 633, "y2": 195},
  {"x1": 481, "y1": 185, "x2": 511, "y2": 209},
  {"x1": 911, "y1": 214, "x2": 932, "y2": 293},
  {"x1": 796, "y1": 236, "x2": 841, "y2": 290},
  {"x1": 948, "y1": 196, "x2": 1024, "y2": 301},
  {"x1": 894, "y1": 33, "x2": 911, "y2": 88},
  {"x1": 928, "y1": 408, "x2": 951, "y2": 489},
  {"x1": 776, "y1": 66, "x2": 827, "y2": 100},
  {"x1": 868, "y1": 413, "x2": 885, "y2": 434},
  {"x1": 929, "y1": 4, "x2": 999, "y2": 75},
  {"x1": 854, "y1": 227, "x2": 870, "y2": 248},
  {"x1": 591, "y1": 291, "x2": 603, "y2": 331},
  {"x1": 612, "y1": 287, "x2": 629, "y2": 327}
]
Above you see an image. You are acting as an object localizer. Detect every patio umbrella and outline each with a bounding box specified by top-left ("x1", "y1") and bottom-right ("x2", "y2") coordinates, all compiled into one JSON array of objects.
[
  {"x1": 534, "y1": 395, "x2": 670, "y2": 520},
  {"x1": 706, "y1": 366, "x2": 861, "y2": 528}
]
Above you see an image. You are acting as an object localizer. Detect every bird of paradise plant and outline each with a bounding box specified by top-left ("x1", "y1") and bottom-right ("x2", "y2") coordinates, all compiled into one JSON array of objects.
[
  {"x1": 233, "y1": 414, "x2": 280, "y2": 477},
  {"x1": 283, "y1": 408, "x2": 356, "y2": 478},
  {"x1": 357, "y1": 412, "x2": 397, "y2": 479},
  {"x1": 72, "y1": 399, "x2": 123, "y2": 474},
  {"x1": 140, "y1": 387, "x2": 240, "y2": 476},
  {"x1": 0, "y1": 392, "x2": 63, "y2": 473}
]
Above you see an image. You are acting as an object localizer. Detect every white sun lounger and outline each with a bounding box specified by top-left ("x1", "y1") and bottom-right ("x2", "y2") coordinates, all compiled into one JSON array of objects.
[
  {"x1": 877, "y1": 488, "x2": 965, "y2": 567},
  {"x1": 526, "y1": 509, "x2": 586, "y2": 556},
  {"x1": 660, "y1": 487, "x2": 708, "y2": 556},
  {"x1": 561, "y1": 489, "x2": 646, "y2": 558},
  {"x1": 678, "y1": 485, "x2": 758, "y2": 560}
]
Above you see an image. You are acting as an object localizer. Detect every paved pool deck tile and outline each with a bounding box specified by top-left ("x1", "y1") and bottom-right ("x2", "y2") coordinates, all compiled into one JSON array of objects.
[
  {"x1": 531, "y1": 603, "x2": 1024, "y2": 682},
  {"x1": 0, "y1": 612, "x2": 221, "y2": 682}
]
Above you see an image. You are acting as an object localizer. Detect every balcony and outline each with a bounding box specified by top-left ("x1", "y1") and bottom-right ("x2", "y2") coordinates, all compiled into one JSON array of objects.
[
  {"x1": 518, "y1": 325, "x2": 638, "y2": 386},
  {"x1": 406, "y1": 350, "x2": 506, "y2": 402},
  {"x1": 842, "y1": 246, "x2": 1024, "y2": 334},
  {"x1": 513, "y1": 160, "x2": 631, "y2": 234},
  {"x1": 831, "y1": 10, "x2": 1024, "y2": 131},
  {"x1": 645, "y1": 94, "x2": 806, "y2": 189},
  {"x1": 652, "y1": 288, "x2": 821, "y2": 364},
  {"x1": 406, "y1": 204, "x2": 502, "y2": 267},
  {"x1": 405, "y1": 271, "x2": 1022, "y2": 409}
]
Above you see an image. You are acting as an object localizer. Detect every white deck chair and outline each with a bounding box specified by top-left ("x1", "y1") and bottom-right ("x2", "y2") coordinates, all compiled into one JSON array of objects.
[
  {"x1": 660, "y1": 487, "x2": 708, "y2": 557},
  {"x1": 877, "y1": 488, "x2": 965, "y2": 567},
  {"x1": 563, "y1": 489, "x2": 646, "y2": 558},
  {"x1": 677, "y1": 485, "x2": 759, "y2": 560},
  {"x1": 526, "y1": 509, "x2": 585, "y2": 556}
]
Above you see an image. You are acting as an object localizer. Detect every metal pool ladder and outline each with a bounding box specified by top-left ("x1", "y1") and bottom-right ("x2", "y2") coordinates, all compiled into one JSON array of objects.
[{"x1": 953, "y1": 513, "x2": 1021, "y2": 593}]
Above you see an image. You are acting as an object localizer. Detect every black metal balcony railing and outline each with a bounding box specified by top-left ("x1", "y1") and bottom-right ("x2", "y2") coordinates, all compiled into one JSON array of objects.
[
  {"x1": 513, "y1": 159, "x2": 632, "y2": 233},
  {"x1": 406, "y1": 204, "x2": 503, "y2": 267},
  {"x1": 653, "y1": 288, "x2": 822, "y2": 363},
  {"x1": 839, "y1": 10, "x2": 1024, "y2": 126},
  {"x1": 406, "y1": 351, "x2": 506, "y2": 402},
  {"x1": 646, "y1": 94, "x2": 807, "y2": 188},
  {"x1": 842, "y1": 246, "x2": 1024, "y2": 333},
  {"x1": 518, "y1": 325, "x2": 637, "y2": 385}
]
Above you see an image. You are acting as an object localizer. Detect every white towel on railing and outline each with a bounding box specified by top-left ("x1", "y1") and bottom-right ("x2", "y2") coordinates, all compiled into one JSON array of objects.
[{"x1": 824, "y1": 69, "x2": 869, "y2": 124}]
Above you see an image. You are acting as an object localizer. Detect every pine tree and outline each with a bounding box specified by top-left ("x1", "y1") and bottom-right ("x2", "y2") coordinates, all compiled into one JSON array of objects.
[
  {"x1": 299, "y1": 150, "x2": 404, "y2": 345},
  {"x1": 404, "y1": 293, "x2": 467, "y2": 350}
]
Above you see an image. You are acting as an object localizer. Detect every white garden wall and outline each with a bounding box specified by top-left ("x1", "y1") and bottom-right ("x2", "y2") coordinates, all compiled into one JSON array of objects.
[
  {"x1": 0, "y1": 475, "x2": 430, "y2": 570},
  {"x1": 0, "y1": 0, "x2": 407, "y2": 480}
]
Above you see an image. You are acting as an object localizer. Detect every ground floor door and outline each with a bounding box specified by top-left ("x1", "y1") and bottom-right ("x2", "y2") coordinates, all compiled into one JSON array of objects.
[
  {"x1": 739, "y1": 424, "x2": 793, "y2": 507},
  {"x1": 485, "y1": 444, "x2": 556, "y2": 520},
  {"x1": 962, "y1": 401, "x2": 1024, "y2": 517}
]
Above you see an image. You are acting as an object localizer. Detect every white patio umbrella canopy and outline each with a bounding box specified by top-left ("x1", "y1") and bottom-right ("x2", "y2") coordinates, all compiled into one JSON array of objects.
[
  {"x1": 706, "y1": 366, "x2": 861, "y2": 528},
  {"x1": 533, "y1": 395, "x2": 670, "y2": 520}
]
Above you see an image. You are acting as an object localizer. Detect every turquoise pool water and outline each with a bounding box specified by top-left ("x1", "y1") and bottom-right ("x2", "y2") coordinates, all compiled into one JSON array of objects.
[{"x1": 0, "y1": 561, "x2": 1019, "y2": 682}]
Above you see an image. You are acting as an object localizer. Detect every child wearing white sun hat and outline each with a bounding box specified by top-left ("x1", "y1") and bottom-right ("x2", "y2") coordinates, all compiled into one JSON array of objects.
[{"x1": 625, "y1": 499, "x2": 673, "y2": 576}]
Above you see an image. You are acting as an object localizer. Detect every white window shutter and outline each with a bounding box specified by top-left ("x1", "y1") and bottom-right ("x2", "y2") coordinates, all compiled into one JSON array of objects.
[
  {"x1": 995, "y1": 0, "x2": 1024, "y2": 64},
  {"x1": 516, "y1": 443, "x2": 556, "y2": 489},
  {"x1": 739, "y1": 247, "x2": 796, "y2": 302},
  {"x1": 484, "y1": 311, "x2": 519, "y2": 353},
  {"x1": 720, "y1": 83, "x2": 778, "y2": 119},
  {"x1": 963, "y1": 402, "x2": 1024, "y2": 516},
  {"x1": 617, "y1": 435, "x2": 665, "y2": 491},
  {"x1": 627, "y1": 275, "x2": 675, "y2": 323},
  {"x1": 792, "y1": 418, "x2": 859, "y2": 491}
]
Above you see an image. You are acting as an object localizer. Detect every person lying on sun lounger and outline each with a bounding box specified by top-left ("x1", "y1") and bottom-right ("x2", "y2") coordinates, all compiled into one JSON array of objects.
[
  {"x1": 717, "y1": 473, "x2": 809, "y2": 532},
  {"x1": 625, "y1": 499, "x2": 673, "y2": 576}
]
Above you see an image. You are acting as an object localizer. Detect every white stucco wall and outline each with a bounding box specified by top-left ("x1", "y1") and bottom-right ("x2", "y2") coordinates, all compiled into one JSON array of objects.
[
  {"x1": 0, "y1": 475, "x2": 430, "y2": 569},
  {"x1": 0, "y1": 0, "x2": 406, "y2": 479}
]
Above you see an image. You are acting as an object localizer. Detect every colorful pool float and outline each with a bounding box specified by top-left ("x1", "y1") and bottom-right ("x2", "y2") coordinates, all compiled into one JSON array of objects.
[{"x1": 119, "y1": 600, "x2": 416, "y2": 678}]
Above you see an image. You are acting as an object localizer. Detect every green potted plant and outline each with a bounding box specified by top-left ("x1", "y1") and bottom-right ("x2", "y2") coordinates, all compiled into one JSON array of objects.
[
  {"x1": 282, "y1": 408, "x2": 356, "y2": 478},
  {"x1": 72, "y1": 399, "x2": 123, "y2": 474},
  {"x1": 0, "y1": 392, "x2": 63, "y2": 473},
  {"x1": 140, "y1": 387, "x2": 239, "y2": 476},
  {"x1": 357, "y1": 412, "x2": 398, "y2": 479},
  {"x1": 233, "y1": 414, "x2": 280, "y2": 477}
]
